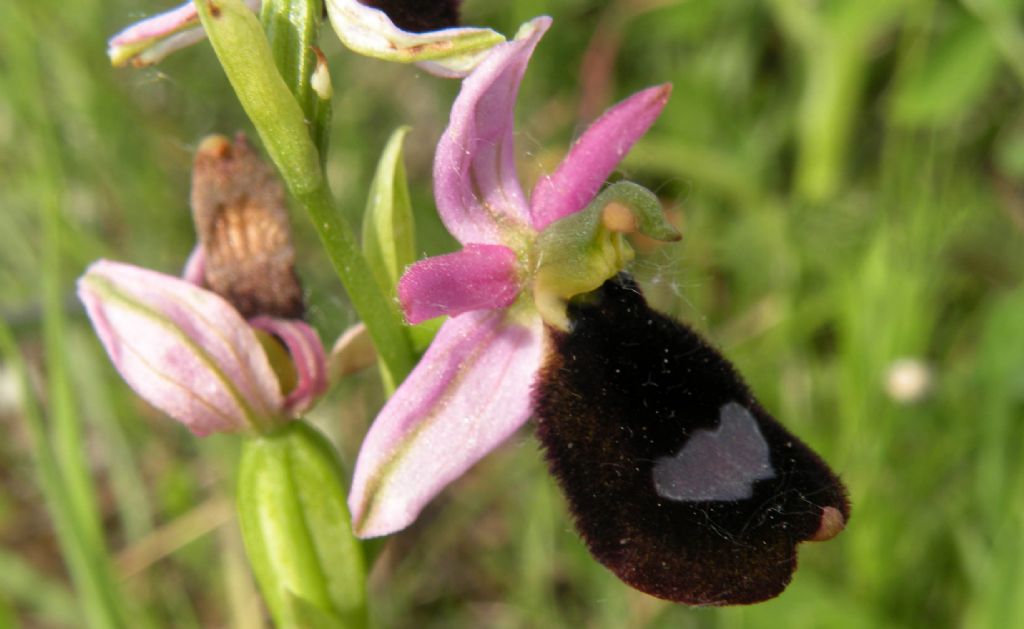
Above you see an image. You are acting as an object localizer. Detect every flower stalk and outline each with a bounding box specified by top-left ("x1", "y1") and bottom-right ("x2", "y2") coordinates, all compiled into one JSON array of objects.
[{"x1": 194, "y1": 0, "x2": 415, "y2": 387}]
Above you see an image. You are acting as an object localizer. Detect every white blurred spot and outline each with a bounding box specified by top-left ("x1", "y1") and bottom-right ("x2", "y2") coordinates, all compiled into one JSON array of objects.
[
  {"x1": 0, "y1": 364, "x2": 21, "y2": 415},
  {"x1": 885, "y1": 357, "x2": 933, "y2": 403}
]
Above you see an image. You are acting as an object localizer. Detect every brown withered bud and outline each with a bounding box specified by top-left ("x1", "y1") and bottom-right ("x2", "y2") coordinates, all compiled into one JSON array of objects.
[
  {"x1": 191, "y1": 133, "x2": 304, "y2": 320},
  {"x1": 360, "y1": 0, "x2": 460, "y2": 33},
  {"x1": 533, "y1": 274, "x2": 849, "y2": 605}
]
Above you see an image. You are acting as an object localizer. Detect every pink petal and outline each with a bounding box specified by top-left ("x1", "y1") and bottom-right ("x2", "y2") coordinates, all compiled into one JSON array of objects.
[
  {"x1": 397, "y1": 244, "x2": 520, "y2": 324},
  {"x1": 348, "y1": 310, "x2": 544, "y2": 537},
  {"x1": 433, "y1": 17, "x2": 551, "y2": 245},
  {"x1": 248, "y1": 317, "x2": 328, "y2": 417},
  {"x1": 78, "y1": 260, "x2": 284, "y2": 436},
  {"x1": 530, "y1": 84, "x2": 672, "y2": 231}
]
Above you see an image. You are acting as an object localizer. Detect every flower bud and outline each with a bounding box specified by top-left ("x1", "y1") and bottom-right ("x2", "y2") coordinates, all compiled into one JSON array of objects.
[{"x1": 78, "y1": 260, "x2": 285, "y2": 435}]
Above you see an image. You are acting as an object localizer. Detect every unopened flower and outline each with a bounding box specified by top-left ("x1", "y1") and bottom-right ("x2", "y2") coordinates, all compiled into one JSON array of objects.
[
  {"x1": 347, "y1": 16, "x2": 679, "y2": 537},
  {"x1": 79, "y1": 134, "x2": 326, "y2": 435}
]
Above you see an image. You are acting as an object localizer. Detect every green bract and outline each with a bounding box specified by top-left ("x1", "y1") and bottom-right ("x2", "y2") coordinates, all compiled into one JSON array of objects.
[{"x1": 237, "y1": 421, "x2": 367, "y2": 629}]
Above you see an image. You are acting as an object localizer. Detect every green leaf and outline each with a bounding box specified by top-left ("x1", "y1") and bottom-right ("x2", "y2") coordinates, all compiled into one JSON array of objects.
[
  {"x1": 890, "y1": 17, "x2": 1000, "y2": 127},
  {"x1": 361, "y1": 126, "x2": 415, "y2": 297}
]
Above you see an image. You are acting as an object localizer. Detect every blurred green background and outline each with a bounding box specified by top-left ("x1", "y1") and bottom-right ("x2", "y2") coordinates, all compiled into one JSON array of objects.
[{"x1": 3, "y1": 0, "x2": 1024, "y2": 626}]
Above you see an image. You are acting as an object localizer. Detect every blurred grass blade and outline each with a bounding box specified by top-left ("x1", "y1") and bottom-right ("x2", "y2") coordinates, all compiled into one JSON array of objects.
[
  {"x1": 67, "y1": 329, "x2": 154, "y2": 542},
  {"x1": 792, "y1": 0, "x2": 905, "y2": 202},
  {"x1": 0, "y1": 321, "x2": 130, "y2": 629},
  {"x1": 890, "y1": 16, "x2": 1000, "y2": 127},
  {"x1": 963, "y1": 0, "x2": 1024, "y2": 88},
  {"x1": 0, "y1": 548, "x2": 78, "y2": 627},
  {"x1": 0, "y1": 4, "x2": 137, "y2": 626}
]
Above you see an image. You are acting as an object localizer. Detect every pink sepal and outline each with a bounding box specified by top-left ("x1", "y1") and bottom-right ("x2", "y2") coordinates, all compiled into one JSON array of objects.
[
  {"x1": 78, "y1": 260, "x2": 284, "y2": 436},
  {"x1": 432, "y1": 17, "x2": 551, "y2": 245},
  {"x1": 108, "y1": 1, "x2": 200, "y2": 48},
  {"x1": 108, "y1": 0, "x2": 261, "y2": 67},
  {"x1": 348, "y1": 310, "x2": 544, "y2": 537}
]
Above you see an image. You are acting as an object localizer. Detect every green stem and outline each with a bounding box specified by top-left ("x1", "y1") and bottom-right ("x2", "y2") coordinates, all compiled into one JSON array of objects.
[
  {"x1": 41, "y1": 157, "x2": 108, "y2": 555},
  {"x1": 194, "y1": 0, "x2": 414, "y2": 386},
  {"x1": 297, "y1": 185, "x2": 413, "y2": 390}
]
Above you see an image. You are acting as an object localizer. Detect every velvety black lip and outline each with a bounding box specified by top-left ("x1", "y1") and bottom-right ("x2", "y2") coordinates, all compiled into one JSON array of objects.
[
  {"x1": 358, "y1": 0, "x2": 460, "y2": 33},
  {"x1": 533, "y1": 274, "x2": 849, "y2": 605}
]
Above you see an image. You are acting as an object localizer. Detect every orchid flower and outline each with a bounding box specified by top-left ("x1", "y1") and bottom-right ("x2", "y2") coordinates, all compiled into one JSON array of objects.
[
  {"x1": 78, "y1": 135, "x2": 327, "y2": 436},
  {"x1": 78, "y1": 260, "x2": 325, "y2": 435},
  {"x1": 109, "y1": 0, "x2": 503, "y2": 77},
  {"x1": 348, "y1": 16, "x2": 679, "y2": 537},
  {"x1": 325, "y1": 0, "x2": 504, "y2": 77}
]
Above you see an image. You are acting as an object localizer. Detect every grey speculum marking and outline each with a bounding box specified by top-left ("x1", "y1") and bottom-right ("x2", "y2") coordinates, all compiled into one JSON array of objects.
[{"x1": 652, "y1": 402, "x2": 775, "y2": 502}]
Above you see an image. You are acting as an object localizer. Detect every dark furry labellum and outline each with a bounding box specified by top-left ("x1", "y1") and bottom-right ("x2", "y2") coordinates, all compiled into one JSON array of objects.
[
  {"x1": 360, "y1": 0, "x2": 460, "y2": 33},
  {"x1": 534, "y1": 274, "x2": 850, "y2": 606}
]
